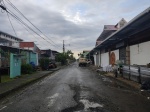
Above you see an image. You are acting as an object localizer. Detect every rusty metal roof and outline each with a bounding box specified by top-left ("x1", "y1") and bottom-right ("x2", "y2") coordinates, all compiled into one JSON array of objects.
[{"x1": 97, "y1": 25, "x2": 117, "y2": 41}]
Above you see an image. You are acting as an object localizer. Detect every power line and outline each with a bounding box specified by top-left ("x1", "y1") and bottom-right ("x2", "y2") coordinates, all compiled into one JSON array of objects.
[
  {"x1": 6, "y1": 11, "x2": 17, "y2": 37},
  {"x1": 9, "y1": 11, "x2": 48, "y2": 46},
  {"x1": 2, "y1": 5, "x2": 56, "y2": 48},
  {"x1": 5, "y1": 0, "x2": 62, "y2": 49},
  {"x1": 2, "y1": 0, "x2": 17, "y2": 37},
  {"x1": 0, "y1": 3, "x2": 45, "y2": 40},
  {"x1": 0, "y1": 2, "x2": 61, "y2": 50}
]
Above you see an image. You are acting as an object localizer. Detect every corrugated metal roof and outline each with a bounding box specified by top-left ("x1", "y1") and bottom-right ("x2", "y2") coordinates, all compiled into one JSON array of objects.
[
  {"x1": 97, "y1": 30, "x2": 116, "y2": 41},
  {"x1": 104, "y1": 25, "x2": 117, "y2": 30},
  {"x1": 96, "y1": 25, "x2": 117, "y2": 41}
]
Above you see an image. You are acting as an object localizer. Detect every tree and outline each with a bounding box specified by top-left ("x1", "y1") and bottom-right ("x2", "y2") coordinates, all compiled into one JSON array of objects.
[
  {"x1": 78, "y1": 53, "x2": 84, "y2": 58},
  {"x1": 55, "y1": 50, "x2": 75, "y2": 65}
]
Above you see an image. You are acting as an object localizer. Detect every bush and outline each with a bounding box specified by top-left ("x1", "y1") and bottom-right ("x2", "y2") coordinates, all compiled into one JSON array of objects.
[
  {"x1": 39, "y1": 58, "x2": 50, "y2": 70},
  {"x1": 55, "y1": 53, "x2": 67, "y2": 65},
  {"x1": 21, "y1": 64, "x2": 33, "y2": 74}
]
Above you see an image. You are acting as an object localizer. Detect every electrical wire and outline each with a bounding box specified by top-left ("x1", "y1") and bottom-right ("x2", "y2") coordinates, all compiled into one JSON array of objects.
[
  {"x1": 6, "y1": 9, "x2": 61, "y2": 49},
  {"x1": 2, "y1": 0, "x2": 17, "y2": 37},
  {"x1": 0, "y1": 4, "x2": 55, "y2": 49},
  {"x1": 0, "y1": 0, "x2": 63, "y2": 51},
  {"x1": 6, "y1": 9, "x2": 57, "y2": 48},
  {"x1": 6, "y1": 11, "x2": 17, "y2": 37},
  {"x1": 10, "y1": 12, "x2": 48, "y2": 46},
  {"x1": 5, "y1": 0, "x2": 62, "y2": 48}
]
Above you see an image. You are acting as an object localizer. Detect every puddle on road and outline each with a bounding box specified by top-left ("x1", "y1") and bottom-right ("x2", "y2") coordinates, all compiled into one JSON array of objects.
[
  {"x1": 61, "y1": 84, "x2": 105, "y2": 112},
  {"x1": 0, "y1": 106, "x2": 7, "y2": 111},
  {"x1": 80, "y1": 99, "x2": 103, "y2": 110},
  {"x1": 47, "y1": 93, "x2": 59, "y2": 107},
  {"x1": 97, "y1": 74, "x2": 130, "y2": 91},
  {"x1": 102, "y1": 77, "x2": 112, "y2": 82}
]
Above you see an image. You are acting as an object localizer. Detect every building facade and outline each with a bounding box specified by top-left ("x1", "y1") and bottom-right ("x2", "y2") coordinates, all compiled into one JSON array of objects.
[{"x1": 89, "y1": 7, "x2": 150, "y2": 67}]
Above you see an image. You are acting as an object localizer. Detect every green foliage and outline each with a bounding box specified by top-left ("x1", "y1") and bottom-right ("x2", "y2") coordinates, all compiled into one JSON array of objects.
[
  {"x1": 1, "y1": 75, "x2": 14, "y2": 83},
  {"x1": 55, "y1": 50, "x2": 75, "y2": 65},
  {"x1": 55, "y1": 53, "x2": 67, "y2": 65},
  {"x1": 39, "y1": 58, "x2": 50, "y2": 70},
  {"x1": 21, "y1": 64, "x2": 33, "y2": 74},
  {"x1": 78, "y1": 53, "x2": 84, "y2": 58}
]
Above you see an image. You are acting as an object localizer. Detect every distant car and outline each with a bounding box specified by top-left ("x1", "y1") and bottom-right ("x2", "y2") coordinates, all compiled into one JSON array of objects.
[{"x1": 79, "y1": 58, "x2": 87, "y2": 67}]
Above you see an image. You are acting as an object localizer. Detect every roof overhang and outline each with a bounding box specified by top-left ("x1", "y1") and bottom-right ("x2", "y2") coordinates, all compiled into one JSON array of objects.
[
  {"x1": 0, "y1": 31, "x2": 23, "y2": 41},
  {"x1": 87, "y1": 7, "x2": 150, "y2": 56}
]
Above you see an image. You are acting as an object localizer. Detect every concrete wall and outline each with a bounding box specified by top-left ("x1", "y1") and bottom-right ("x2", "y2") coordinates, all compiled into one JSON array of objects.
[
  {"x1": 12, "y1": 42, "x2": 19, "y2": 48},
  {"x1": 98, "y1": 51, "x2": 101, "y2": 66},
  {"x1": 30, "y1": 52, "x2": 37, "y2": 65},
  {"x1": 10, "y1": 53, "x2": 21, "y2": 78},
  {"x1": 93, "y1": 54, "x2": 96, "y2": 66},
  {"x1": 101, "y1": 52, "x2": 109, "y2": 67},
  {"x1": 130, "y1": 41, "x2": 150, "y2": 65},
  {"x1": 96, "y1": 54, "x2": 99, "y2": 66}
]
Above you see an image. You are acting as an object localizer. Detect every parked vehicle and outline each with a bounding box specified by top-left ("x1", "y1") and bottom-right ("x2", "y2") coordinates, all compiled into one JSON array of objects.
[
  {"x1": 78, "y1": 58, "x2": 87, "y2": 67},
  {"x1": 48, "y1": 62, "x2": 57, "y2": 69}
]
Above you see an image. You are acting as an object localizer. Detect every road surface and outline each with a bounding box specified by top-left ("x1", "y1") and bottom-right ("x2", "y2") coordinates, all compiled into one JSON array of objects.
[{"x1": 0, "y1": 62, "x2": 150, "y2": 112}]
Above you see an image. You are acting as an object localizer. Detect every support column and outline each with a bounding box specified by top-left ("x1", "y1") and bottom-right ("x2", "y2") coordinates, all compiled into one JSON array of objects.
[
  {"x1": 108, "y1": 49, "x2": 111, "y2": 65},
  {"x1": 99, "y1": 50, "x2": 101, "y2": 67},
  {"x1": 126, "y1": 46, "x2": 130, "y2": 65}
]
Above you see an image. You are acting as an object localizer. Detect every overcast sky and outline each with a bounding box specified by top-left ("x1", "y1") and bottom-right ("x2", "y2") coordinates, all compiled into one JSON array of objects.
[{"x1": 0, "y1": 0, "x2": 150, "y2": 58}]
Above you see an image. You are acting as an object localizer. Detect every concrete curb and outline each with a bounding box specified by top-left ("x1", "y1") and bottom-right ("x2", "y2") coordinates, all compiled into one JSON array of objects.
[
  {"x1": 97, "y1": 72, "x2": 150, "y2": 98},
  {"x1": 89, "y1": 66, "x2": 150, "y2": 97},
  {"x1": 0, "y1": 67, "x2": 61, "y2": 100},
  {"x1": 104, "y1": 74, "x2": 140, "y2": 90},
  {"x1": 97, "y1": 71, "x2": 141, "y2": 90}
]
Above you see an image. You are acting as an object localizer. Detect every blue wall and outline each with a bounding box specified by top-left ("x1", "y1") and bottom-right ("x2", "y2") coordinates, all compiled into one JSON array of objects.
[{"x1": 10, "y1": 53, "x2": 21, "y2": 78}]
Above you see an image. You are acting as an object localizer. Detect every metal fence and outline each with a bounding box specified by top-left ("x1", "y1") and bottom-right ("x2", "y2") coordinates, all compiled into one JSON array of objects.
[
  {"x1": 122, "y1": 65, "x2": 150, "y2": 84},
  {"x1": 140, "y1": 67, "x2": 150, "y2": 83}
]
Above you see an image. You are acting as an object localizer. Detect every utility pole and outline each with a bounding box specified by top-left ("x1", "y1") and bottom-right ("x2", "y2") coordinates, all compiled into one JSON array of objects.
[{"x1": 63, "y1": 40, "x2": 65, "y2": 53}]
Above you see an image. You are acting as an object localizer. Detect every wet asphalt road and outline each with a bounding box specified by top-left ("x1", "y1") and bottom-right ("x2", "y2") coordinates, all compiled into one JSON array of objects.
[{"x1": 0, "y1": 62, "x2": 150, "y2": 112}]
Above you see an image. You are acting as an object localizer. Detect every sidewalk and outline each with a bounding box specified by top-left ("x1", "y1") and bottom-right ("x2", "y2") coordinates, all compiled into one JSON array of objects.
[
  {"x1": 89, "y1": 65, "x2": 141, "y2": 90},
  {"x1": 89, "y1": 65, "x2": 150, "y2": 97},
  {"x1": 105, "y1": 72, "x2": 141, "y2": 90},
  {"x1": 103, "y1": 72, "x2": 150, "y2": 97},
  {"x1": 0, "y1": 68, "x2": 60, "y2": 99}
]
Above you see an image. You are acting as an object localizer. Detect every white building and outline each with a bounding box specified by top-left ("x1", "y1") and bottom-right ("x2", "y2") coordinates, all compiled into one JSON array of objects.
[
  {"x1": 89, "y1": 7, "x2": 150, "y2": 67},
  {"x1": 0, "y1": 31, "x2": 23, "y2": 48}
]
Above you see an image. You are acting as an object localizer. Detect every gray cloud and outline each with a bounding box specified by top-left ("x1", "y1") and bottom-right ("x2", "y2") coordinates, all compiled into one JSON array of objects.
[{"x1": 0, "y1": 0, "x2": 150, "y2": 58}]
